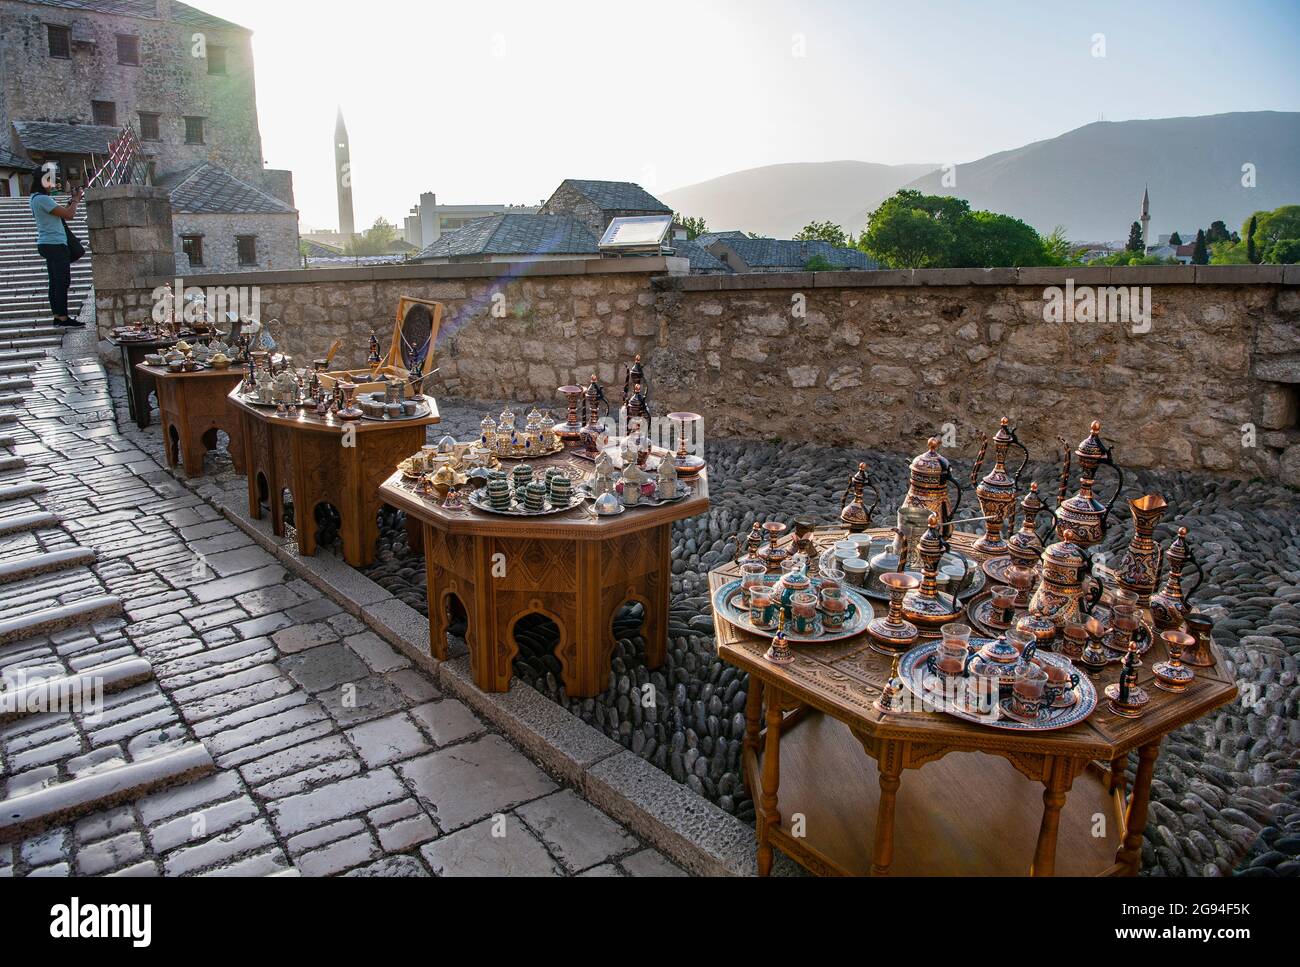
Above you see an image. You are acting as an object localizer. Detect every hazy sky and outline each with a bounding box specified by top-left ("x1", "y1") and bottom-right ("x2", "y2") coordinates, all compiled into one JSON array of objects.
[{"x1": 196, "y1": 0, "x2": 1300, "y2": 231}]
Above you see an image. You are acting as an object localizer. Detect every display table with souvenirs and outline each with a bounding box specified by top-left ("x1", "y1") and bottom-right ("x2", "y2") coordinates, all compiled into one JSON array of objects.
[
  {"x1": 711, "y1": 420, "x2": 1237, "y2": 877},
  {"x1": 380, "y1": 390, "x2": 710, "y2": 697},
  {"x1": 136, "y1": 345, "x2": 245, "y2": 477}
]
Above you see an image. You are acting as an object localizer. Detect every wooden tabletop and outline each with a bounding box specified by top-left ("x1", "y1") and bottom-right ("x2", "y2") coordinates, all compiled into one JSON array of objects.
[
  {"x1": 382, "y1": 450, "x2": 709, "y2": 541},
  {"x1": 712, "y1": 527, "x2": 1237, "y2": 760},
  {"x1": 227, "y1": 386, "x2": 441, "y2": 437},
  {"x1": 136, "y1": 363, "x2": 245, "y2": 381}
]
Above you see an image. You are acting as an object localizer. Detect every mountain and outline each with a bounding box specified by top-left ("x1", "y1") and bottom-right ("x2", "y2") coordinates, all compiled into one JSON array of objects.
[
  {"x1": 662, "y1": 112, "x2": 1300, "y2": 244},
  {"x1": 660, "y1": 161, "x2": 936, "y2": 239},
  {"x1": 888, "y1": 111, "x2": 1300, "y2": 243}
]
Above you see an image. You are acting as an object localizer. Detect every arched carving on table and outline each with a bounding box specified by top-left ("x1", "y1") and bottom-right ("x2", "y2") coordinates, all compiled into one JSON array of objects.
[
  {"x1": 606, "y1": 589, "x2": 651, "y2": 672},
  {"x1": 311, "y1": 500, "x2": 343, "y2": 550},
  {"x1": 166, "y1": 421, "x2": 181, "y2": 468},
  {"x1": 280, "y1": 487, "x2": 295, "y2": 528},
  {"x1": 507, "y1": 600, "x2": 570, "y2": 689},
  {"x1": 255, "y1": 470, "x2": 270, "y2": 510}
]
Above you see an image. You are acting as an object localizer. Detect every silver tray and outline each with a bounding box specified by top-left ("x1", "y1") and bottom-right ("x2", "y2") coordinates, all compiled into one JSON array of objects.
[
  {"x1": 467, "y1": 487, "x2": 581, "y2": 517},
  {"x1": 358, "y1": 400, "x2": 435, "y2": 423},
  {"x1": 578, "y1": 481, "x2": 692, "y2": 509},
  {"x1": 819, "y1": 545, "x2": 986, "y2": 603}
]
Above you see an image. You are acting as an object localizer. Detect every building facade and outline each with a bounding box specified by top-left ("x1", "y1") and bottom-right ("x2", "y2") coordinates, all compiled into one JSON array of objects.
[
  {"x1": 0, "y1": 0, "x2": 298, "y2": 272},
  {"x1": 403, "y1": 191, "x2": 540, "y2": 250}
]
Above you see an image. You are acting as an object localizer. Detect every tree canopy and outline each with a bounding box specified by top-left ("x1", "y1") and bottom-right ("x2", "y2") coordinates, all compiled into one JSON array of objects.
[
  {"x1": 674, "y1": 213, "x2": 708, "y2": 240},
  {"x1": 794, "y1": 220, "x2": 850, "y2": 247},
  {"x1": 858, "y1": 190, "x2": 1053, "y2": 268},
  {"x1": 345, "y1": 218, "x2": 401, "y2": 256}
]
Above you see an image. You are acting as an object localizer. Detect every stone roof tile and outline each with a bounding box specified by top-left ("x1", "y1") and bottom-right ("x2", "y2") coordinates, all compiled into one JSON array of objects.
[
  {"x1": 155, "y1": 162, "x2": 296, "y2": 215},
  {"x1": 416, "y1": 213, "x2": 598, "y2": 260}
]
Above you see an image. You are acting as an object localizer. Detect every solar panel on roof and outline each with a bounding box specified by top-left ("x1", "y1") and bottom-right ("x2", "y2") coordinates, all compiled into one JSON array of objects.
[{"x1": 599, "y1": 215, "x2": 673, "y2": 252}]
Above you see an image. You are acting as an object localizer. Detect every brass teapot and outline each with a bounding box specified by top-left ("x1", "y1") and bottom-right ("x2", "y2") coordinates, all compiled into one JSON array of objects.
[
  {"x1": 902, "y1": 438, "x2": 963, "y2": 539},
  {"x1": 970, "y1": 417, "x2": 1029, "y2": 555},
  {"x1": 1053, "y1": 421, "x2": 1124, "y2": 547},
  {"x1": 1018, "y1": 528, "x2": 1101, "y2": 644},
  {"x1": 1150, "y1": 527, "x2": 1204, "y2": 631},
  {"x1": 839, "y1": 462, "x2": 881, "y2": 532},
  {"x1": 1006, "y1": 482, "x2": 1052, "y2": 570}
]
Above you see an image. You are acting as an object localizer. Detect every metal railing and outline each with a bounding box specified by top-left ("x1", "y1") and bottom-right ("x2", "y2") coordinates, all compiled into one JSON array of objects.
[{"x1": 85, "y1": 126, "x2": 149, "y2": 190}]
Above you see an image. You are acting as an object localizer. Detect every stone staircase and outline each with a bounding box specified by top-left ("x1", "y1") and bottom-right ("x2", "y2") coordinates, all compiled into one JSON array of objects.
[{"x1": 0, "y1": 195, "x2": 93, "y2": 349}]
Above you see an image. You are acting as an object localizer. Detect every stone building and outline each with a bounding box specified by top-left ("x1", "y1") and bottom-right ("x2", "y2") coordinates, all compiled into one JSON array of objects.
[
  {"x1": 705, "y1": 236, "x2": 877, "y2": 273},
  {"x1": 0, "y1": 0, "x2": 298, "y2": 270},
  {"x1": 538, "y1": 179, "x2": 672, "y2": 242}
]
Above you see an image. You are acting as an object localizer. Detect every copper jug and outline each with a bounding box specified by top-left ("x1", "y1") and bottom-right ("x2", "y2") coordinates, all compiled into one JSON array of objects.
[
  {"x1": 902, "y1": 438, "x2": 963, "y2": 539},
  {"x1": 839, "y1": 462, "x2": 881, "y2": 532},
  {"x1": 1053, "y1": 421, "x2": 1124, "y2": 548},
  {"x1": 1006, "y1": 482, "x2": 1052, "y2": 571},
  {"x1": 621, "y1": 353, "x2": 649, "y2": 415},
  {"x1": 901, "y1": 513, "x2": 967, "y2": 627},
  {"x1": 578, "y1": 374, "x2": 610, "y2": 455},
  {"x1": 1115, "y1": 494, "x2": 1168, "y2": 606},
  {"x1": 1150, "y1": 527, "x2": 1204, "y2": 631},
  {"x1": 1019, "y1": 528, "x2": 1101, "y2": 644},
  {"x1": 970, "y1": 418, "x2": 1029, "y2": 555}
]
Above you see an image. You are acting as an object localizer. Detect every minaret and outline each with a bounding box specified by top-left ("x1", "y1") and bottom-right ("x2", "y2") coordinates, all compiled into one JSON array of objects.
[
  {"x1": 334, "y1": 107, "x2": 355, "y2": 240},
  {"x1": 1140, "y1": 185, "x2": 1151, "y2": 251}
]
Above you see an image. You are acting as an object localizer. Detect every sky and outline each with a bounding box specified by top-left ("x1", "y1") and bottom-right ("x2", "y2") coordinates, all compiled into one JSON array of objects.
[{"x1": 195, "y1": 0, "x2": 1300, "y2": 231}]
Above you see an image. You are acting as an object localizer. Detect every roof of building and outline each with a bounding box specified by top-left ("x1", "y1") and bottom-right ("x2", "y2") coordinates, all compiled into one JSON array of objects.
[
  {"x1": 695, "y1": 231, "x2": 748, "y2": 247},
  {"x1": 416, "y1": 213, "x2": 598, "y2": 260},
  {"x1": 155, "y1": 162, "x2": 296, "y2": 215},
  {"x1": 12, "y1": 120, "x2": 123, "y2": 156},
  {"x1": 712, "y1": 237, "x2": 878, "y2": 270},
  {"x1": 20, "y1": 1, "x2": 248, "y2": 32},
  {"x1": 668, "y1": 238, "x2": 730, "y2": 273},
  {"x1": 302, "y1": 239, "x2": 344, "y2": 258},
  {"x1": 550, "y1": 179, "x2": 671, "y2": 214},
  {"x1": 0, "y1": 146, "x2": 32, "y2": 171}
]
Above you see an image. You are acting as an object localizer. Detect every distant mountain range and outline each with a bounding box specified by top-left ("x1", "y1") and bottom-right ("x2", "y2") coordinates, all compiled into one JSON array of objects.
[{"x1": 661, "y1": 112, "x2": 1300, "y2": 243}]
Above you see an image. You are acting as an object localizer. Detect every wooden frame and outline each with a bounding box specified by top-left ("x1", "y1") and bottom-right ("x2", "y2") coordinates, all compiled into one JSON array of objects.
[{"x1": 319, "y1": 296, "x2": 444, "y2": 399}]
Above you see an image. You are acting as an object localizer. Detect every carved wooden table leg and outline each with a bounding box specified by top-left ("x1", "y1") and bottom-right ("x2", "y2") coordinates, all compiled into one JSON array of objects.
[
  {"x1": 406, "y1": 513, "x2": 424, "y2": 554},
  {"x1": 425, "y1": 523, "x2": 451, "y2": 662},
  {"x1": 1031, "y1": 756, "x2": 1076, "y2": 876},
  {"x1": 1115, "y1": 740, "x2": 1161, "y2": 875},
  {"x1": 757, "y1": 683, "x2": 782, "y2": 877},
  {"x1": 470, "y1": 535, "x2": 515, "y2": 693},
  {"x1": 870, "y1": 739, "x2": 904, "y2": 876},
  {"x1": 642, "y1": 524, "x2": 671, "y2": 670},
  {"x1": 242, "y1": 410, "x2": 264, "y2": 522},
  {"x1": 744, "y1": 678, "x2": 762, "y2": 759}
]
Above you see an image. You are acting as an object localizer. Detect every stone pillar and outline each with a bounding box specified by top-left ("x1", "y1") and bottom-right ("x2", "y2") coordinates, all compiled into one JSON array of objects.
[{"x1": 85, "y1": 185, "x2": 176, "y2": 345}]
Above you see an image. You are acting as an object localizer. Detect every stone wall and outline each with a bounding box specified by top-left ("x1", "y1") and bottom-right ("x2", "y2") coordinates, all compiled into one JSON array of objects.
[
  {"x1": 88, "y1": 256, "x2": 1300, "y2": 481},
  {"x1": 172, "y1": 211, "x2": 300, "y2": 274},
  {"x1": 0, "y1": 0, "x2": 265, "y2": 181}
]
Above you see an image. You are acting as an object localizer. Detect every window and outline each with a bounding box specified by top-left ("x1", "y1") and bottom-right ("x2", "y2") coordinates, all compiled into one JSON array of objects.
[
  {"x1": 181, "y1": 235, "x2": 204, "y2": 267},
  {"x1": 236, "y1": 235, "x2": 258, "y2": 266},
  {"x1": 116, "y1": 33, "x2": 139, "y2": 65},
  {"x1": 92, "y1": 101, "x2": 117, "y2": 127},
  {"x1": 138, "y1": 112, "x2": 160, "y2": 142},
  {"x1": 47, "y1": 24, "x2": 71, "y2": 59},
  {"x1": 207, "y1": 45, "x2": 227, "y2": 75},
  {"x1": 184, "y1": 116, "x2": 205, "y2": 144}
]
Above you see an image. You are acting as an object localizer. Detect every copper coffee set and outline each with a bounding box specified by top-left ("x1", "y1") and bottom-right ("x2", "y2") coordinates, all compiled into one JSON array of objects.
[{"x1": 745, "y1": 417, "x2": 1217, "y2": 721}]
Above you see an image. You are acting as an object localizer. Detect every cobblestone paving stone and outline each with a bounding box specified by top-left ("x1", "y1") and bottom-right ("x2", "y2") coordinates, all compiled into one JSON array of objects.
[{"x1": 0, "y1": 331, "x2": 684, "y2": 877}]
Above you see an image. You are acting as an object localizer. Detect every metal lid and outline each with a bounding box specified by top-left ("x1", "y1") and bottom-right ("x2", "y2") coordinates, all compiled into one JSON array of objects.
[
  {"x1": 1043, "y1": 529, "x2": 1085, "y2": 570},
  {"x1": 910, "y1": 438, "x2": 950, "y2": 476},
  {"x1": 1075, "y1": 420, "x2": 1108, "y2": 463}
]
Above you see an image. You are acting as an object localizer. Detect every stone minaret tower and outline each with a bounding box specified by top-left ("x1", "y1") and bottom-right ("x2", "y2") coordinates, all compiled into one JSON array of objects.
[
  {"x1": 1140, "y1": 185, "x2": 1151, "y2": 251},
  {"x1": 334, "y1": 107, "x2": 355, "y2": 240}
]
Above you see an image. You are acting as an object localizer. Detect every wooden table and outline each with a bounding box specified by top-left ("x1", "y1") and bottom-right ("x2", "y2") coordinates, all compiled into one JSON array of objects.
[
  {"x1": 229, "y1": 389, "x2": 440, "y2": 568},
  {"x1": 710, "y1": 527, "x2": 1238, "y2": 877},
  {"x1": 380, "y1": 454, "x2": 709, "y2": 697},
  {"x1": 114, "y1": 337, "x2": 173, "y2": 429},
  {"x1": 137, "y1": 364, "x2": 245, "y2": 477}
]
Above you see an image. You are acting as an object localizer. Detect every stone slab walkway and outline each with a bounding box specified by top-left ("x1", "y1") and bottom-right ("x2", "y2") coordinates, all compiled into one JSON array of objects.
[{"x1": 0, "y1": 328, "x2": 684, "y2": 877}]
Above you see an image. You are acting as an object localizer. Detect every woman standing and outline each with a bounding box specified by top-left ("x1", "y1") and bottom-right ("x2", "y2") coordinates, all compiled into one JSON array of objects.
[{"x1": 30, "y1": 167, "x2": 84, "y2": 328}]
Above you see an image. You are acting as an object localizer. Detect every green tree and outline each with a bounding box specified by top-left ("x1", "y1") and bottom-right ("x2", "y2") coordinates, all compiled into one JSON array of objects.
[
  {"x1": 345, "y1": 217, "x2": 400, "y2": 256},
  {"x1": 674, "y1": 213, "x2": 708, "y2": 240},
  {"x1": 859, "y1": 190, "x2": 1056, "y2": 268},
  {"x1": 952, "y1": 210, "x2": 1049, "y2": 267},
  {"x1": 1267, "y1": 239, "x2": 1300, "y2": 263},
  {"x1": 1246, "y1": 214, "x2": 1259, "y2": 264},
  {"x1": 860, "y1": 199, "x2": 955, "y2": 267},
  {"x1": 804, "y1": 255, "x2": 836, "y2": 271},
  {"x1": 1168, "y1": 231, "x2": 1182, "y2": 245},
  {"x1": 794, "y1": 220, "x2": 850, "y2": 247},
  {"x1": 1040, "y1": 225, "x2": 1078, "y2": 265},
  {"x1": 1209, "y1": 240, "x2": 1249, "y2": 265},
  {"x1": 1253, "y1": 206, "x2": 1300, "y2": 251},
  {"x1": 1204, "y1": 220, "x2": 1233, "y2": 245},
  {"x1": 1191, "y1": 229, "x2": 1209, "y2": 265},
  {"x1": 1126, "y1": 221, "x2": 1145, "y2": 253}
]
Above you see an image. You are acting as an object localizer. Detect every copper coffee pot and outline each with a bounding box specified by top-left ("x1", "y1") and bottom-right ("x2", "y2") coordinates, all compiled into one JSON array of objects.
[
  {"x1": 1052, "y1": 421, "x2": 1124, "y2": 548},
  {"x1": 1006, "y1": 483, "x2": 1052, "y2": 570},
  {"x1": 578, "y1": 374, "x2": 610, "y2": 455},
  {"x1": 839, "y1": 463, "x2": 881, "y2": 533},
  {"x1": 1018, "y1": 528, "x2": 1101, "y2": 645},
  {"x1": 902, "y1": 438, "x2": 963, "y2": 540},
  {"x1": 1115, "y1": 494, "x2": 1168, "y2": 606},
  {"x1": 621, "y1": 353, "x2": 649, "y2": 417},
  {"x1": 901, "y1": 513, "x2": 967, "y2": 627},
  {"x1": 1150, "y1": 527, "x2": 1204, "y2": 631},
  {"x1": 970, "y1": 418, "x2": 1029, "y2": 555}
]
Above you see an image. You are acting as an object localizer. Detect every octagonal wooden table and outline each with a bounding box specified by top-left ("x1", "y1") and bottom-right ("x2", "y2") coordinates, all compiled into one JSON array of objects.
[
  {"x1": 711, "y1": 527, "x2": 1238, "y2": 877},
  {"x1": 380, "y1": 454, "x2": 709, "y2": 697},
  {"x1": 115, "y1": 337, "x2": 174, "y2": 429},
  {"x1": 137, "y1": 364, "x2": 245, "y2": 477},
  {"x1": 229, "y1": 389, "x2": 440, "y2": 568}
]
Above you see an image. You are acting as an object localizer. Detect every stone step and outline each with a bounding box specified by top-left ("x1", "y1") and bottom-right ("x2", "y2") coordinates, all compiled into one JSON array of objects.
[
  {"x1": 0, "y1": 743, "x2": 215, "y2": 842},
  {"x1": 0, "y1": 594, "x2": 124, "y2": 646},
  {"x1": 0, "y1": 547, "x2": 96, "y2": 584},
  {"x1": 0, "y1": 657, "x2": 152, "y2": 725},
  {"x1": 0, "y1": 436, "x2": 15, "y2": 450},
  {"x1": 0, "y1": 362, "x2": 37, "y2": 374},
  {"x1": 0, "y1": 394, "x2": 26, "y2": 407},
  {"x1": 0, "y1": 455, "x2": 25, "y2": 472},
  {"x1": 0, "y1": 412, "x2": 19, "y2": 425},
  {"x1": 0, "y1": 339, "x2": 63, "y2": 352},
  {"x1": 0, "y1": 481, "x2": 44, "y2": 502},
  {"x1": 0, "y1": 378, "x2": 33, "y2": 392},
  {"x1": 0, "y1": 349, "x2": 48, "y2": 361},
  {"x1": 0, "y1": 511, "x2": 60, "y2": 536}
]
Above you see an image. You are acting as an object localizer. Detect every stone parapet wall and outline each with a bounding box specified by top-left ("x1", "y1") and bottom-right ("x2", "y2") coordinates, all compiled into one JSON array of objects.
[{"x1": 90, "y1": 258, "x2": 1300, "y2": 480}]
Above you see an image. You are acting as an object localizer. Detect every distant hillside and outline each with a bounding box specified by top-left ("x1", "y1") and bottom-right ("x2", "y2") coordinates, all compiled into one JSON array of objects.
[{"x1": 660, "y1": 160, "x2": 936, "y2": 238}]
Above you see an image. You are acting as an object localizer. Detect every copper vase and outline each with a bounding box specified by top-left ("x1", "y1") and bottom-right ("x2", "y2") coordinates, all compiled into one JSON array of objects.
[
  {"x1": 970, "y1": 417, "x2": 1029, "y2": 555},
  {"x1": 1150, "y1": 527, "x2": 1204, "y2": 632},
  {"x1": 1115, "y1": 494, "x2": 1167, "y2": 606},
  {"x1": 1053, "y1": 421, "x2": 1124, "y2": 548}
]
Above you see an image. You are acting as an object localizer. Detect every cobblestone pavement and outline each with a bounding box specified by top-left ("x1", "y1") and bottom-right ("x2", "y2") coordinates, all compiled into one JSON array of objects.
[{"x1": 0, "y1": 330, "x2": 684, "y2": 877}]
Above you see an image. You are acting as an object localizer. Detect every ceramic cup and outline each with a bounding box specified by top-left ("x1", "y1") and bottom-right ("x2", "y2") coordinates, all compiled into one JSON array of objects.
[
  {"x1": 749, "y1": 586, "x2": 776, "y2": 630},
  {"x1": 740, "y1": 563, "x2": 768, "y2": 606},
  {"x1": 790, "y1": 591, "x2": 819, "y2": 635},
  {"x1": 841, "y1": 558, "x2": 869, "y2": 587},
  {"x1": 1010, "y1": 662, "x2": 1048, "y2": 719}
]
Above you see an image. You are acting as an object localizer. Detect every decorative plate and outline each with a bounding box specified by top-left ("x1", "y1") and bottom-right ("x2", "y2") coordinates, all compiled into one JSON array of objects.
[
  {"x1": 897, "y1": 640, "x2": 1097, "y2": 732},
  {"x1": 488, "y1": 439, "x2": 566, "y2": 461},
  {"x1": 237, "y1": 392, "x2": 297, "y2": 409},
  {"x1": 711, "y1": 575, "x2": 873, "y2": 645},
  {"x1": 359, "y1": 400, "x2": 435, "y2": 423},
  {"x1": 981, "y1": 555, "x2": 1019, "y2": 585},
  {"x1": 966, "y1": 590, "x2": 1017, "y2": 637},
  {"x1": 467, "y1": 487, "x2": 581, "y2": 517},
  {"x1": 826, "y1": 550, "x2": 984, "y2": 603}
]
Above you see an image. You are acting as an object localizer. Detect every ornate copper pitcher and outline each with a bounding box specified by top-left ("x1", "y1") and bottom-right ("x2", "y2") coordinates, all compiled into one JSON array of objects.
[
  {"x1": 1006, "y1": 482, "x2": 1052, "y2": 570},
  {"x1": 1053, "y1": 421, "x2": 1124, "y2": 547},
  {"x1": 970, "y1": 417, "x2": 1029, "y2": 554},
  {"x1": 621, "y1": 353, "x2": 649, "y2": 416},
  {"x1": 901, "y1": 513, "x2": 966, "y2": 627},
  {"x1": 1150, "y1": 527, "x2": 1204, "y2": 631},
  {"x1": 578, "y1": 374, "x2": 610, "y2": 455},
  {"x1": 902, "y1": 438, "x2": 963, "y2": 539},
  {"x1": 839, "y1": 462, "x2": 881, "y2": 532},
  {"x1": 1018, "y1": 528, "x2": 1101, "y2": 644},
  {"x1": 1115, "y1": 494, "x2": 1168, "y2": 606}
]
